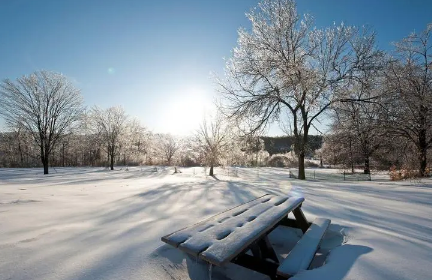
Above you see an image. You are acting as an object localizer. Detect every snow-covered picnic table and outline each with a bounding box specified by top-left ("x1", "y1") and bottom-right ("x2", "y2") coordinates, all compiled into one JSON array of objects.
[{"x1": 161, "y1": 194, "x2": 330, "y2": 279}]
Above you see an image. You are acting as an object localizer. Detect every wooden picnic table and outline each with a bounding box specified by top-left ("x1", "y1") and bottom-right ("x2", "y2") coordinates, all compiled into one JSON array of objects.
[{"x1": 161, "y1": 194, "x2": 330, "y2": 279}]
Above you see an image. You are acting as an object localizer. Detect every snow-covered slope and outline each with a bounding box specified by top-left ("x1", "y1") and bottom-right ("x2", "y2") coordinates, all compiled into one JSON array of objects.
[{"x1": 0, "y1": 167, "x2": 431, "y2": 280}]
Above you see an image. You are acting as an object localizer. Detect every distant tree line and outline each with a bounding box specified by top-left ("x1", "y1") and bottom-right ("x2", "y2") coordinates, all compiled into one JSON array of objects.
[{"x1": 0, "y1": 115, "x2": 308, "y2": 173}]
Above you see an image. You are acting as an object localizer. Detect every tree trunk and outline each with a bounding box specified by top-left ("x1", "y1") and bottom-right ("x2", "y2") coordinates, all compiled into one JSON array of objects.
[
  {"x1": 419, "y1": 146, "x2": 427, "y2": 177},
  {"x1": 418, "y1": 128, "x2": 427, "y2": 177},
  {"x1": 109, "y1": 146, "x2": 115, "y2": 170},
  {"x1": 364, "y1": 156, "x2": 370, "y2": 174},
  {"x1": 298, "y1": 152, "x2": 305, "y2": 180},
  {"x1": 110, "y1": 153, "x2": 114, "y2": 170},
  {"x1": 62, "y1": 142, "x2": 65, "y2": 167},
  {"x1": 43, "y1": 162, "x2": 49, "y2": 174},
  {"x1": 297, "y1": 120, "x2": 309, "y2": 180},
  {"x1": 349, "y1": 137, "x2": 354, "y2": 173},
  {"x1": 40, "y1": 144, "x2": 49, "y2": 174},
  {"x1": 42, "y1": 157, "x2": 49, "y2": 174},
  {"x1": 209, "y1": 165, "x2": 214, "y2": 176},
  {"x1": 18, "y1": 141, "x2": 24, "y2": 167}
]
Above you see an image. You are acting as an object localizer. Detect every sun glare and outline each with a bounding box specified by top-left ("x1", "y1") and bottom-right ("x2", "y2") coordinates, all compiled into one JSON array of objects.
[{"x1": 161, "y1": 87, "x2": 213, "y2": 135}]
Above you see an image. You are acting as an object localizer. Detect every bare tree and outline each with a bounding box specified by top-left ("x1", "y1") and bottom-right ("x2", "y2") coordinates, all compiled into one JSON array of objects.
[
  {"x1": 383, "y1": 23, "x2": 432, "y2": 176},
  {"x1": 333, "y1": 69, "x2": 386, "y2": 174},
  {"x1": 125, "y1": 118, "x2": 150, "y2": 165},
  {"x1": 218, "y1": 0, "x2": 381, "y2": 179},
  {"x1": 334, "y1": 103, "x2": 384, "y2": 173},
  {"x1": 89, "y1": 106, "x2": 128, "y2": 170},
  {"x1": 157, "y1": 134, "x2": 179, "y2": 165},
  {"x1": 321, "y1": 132, "x2": 354, "y2": 168},
  {"x1": 242, "y1": 135, "x2": 264, "y2": 167},
  {"x1": 0, "y1": 71, "x2": 83, "y2": 174},
  {"x1": 196, "y1": 114, "x2": 232, "y2": 176}
]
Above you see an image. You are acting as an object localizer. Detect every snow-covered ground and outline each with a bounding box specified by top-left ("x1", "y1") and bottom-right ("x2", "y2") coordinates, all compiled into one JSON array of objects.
[{"x1": 0, "y1": 167, "x2": 431, "y2": 280}]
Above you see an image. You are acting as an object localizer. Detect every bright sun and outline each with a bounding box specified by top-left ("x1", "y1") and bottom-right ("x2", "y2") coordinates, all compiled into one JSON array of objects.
[{"x1": 161, "y1": 87, "x2": 213, "y2": 135}]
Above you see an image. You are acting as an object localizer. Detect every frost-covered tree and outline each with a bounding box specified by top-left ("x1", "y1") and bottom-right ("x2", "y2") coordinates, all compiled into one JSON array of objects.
[
  {"x1": 333, "y1": 62, "x2": 386, "y2": 174},
  {"x1": 218, "y1": 0, "x2": 381, "y2": 179},
  {"x1": 324, "y1": 129, "x2": 359, "y2": 172},
  {"x1": 333, "y1": 99, "x2": 384, "y2": 174},
  {"x1": 320, "y1": 134, "x2": 346, "y2": 167},
  {"x1": 196, "y1": 114, "x2": 232, "y2": 176},
  {"x1": 0, "y1": 124, "x2": 35, "y2": 167},
  {"x1": 157, "y1": 134, "x2": 179, "y2": 166},
  {"x1": 176, "y1": 136, "x2": 201, "y2": 167},
  {"x1": 241, "y1": 135, "x2": 265, "y2": 166},
  {"x1": 121, "y1": 118, "x2": 149, "y2": 165},
  {"x1": 0, "y1": 71, "x2": 84, "y2": 174},
  {"x1": 0, "y1": 130, "x2": 32, "y2": 167},
  {"x1": 383, "y1": 23, "x2": 432, "y2": 176},
  {"x1": 89, "y1": 106, "x2": 128, "y2": 170}
]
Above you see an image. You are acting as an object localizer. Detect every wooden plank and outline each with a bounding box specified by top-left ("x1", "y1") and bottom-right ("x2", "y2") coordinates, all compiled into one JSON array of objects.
[
  {"x1": 292, "y1": 206, "x2": 309, "y2": 233},
  {"x1": 277, "y1": 218, "x2": 331, "y2": 279},
  {"x1": 279, "y1": 217, "x2": 311, "y2": 229}
]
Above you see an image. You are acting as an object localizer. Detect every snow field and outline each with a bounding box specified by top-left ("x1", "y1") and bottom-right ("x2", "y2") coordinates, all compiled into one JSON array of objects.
[{"x1": 0, "y1": 166, "x2": 431, "y2": 280}]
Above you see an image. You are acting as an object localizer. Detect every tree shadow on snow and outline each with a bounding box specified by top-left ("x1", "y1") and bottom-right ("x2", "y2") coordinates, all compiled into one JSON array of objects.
[{"x1": 1, "y1": 167, "x2": 377, "y2": 280}]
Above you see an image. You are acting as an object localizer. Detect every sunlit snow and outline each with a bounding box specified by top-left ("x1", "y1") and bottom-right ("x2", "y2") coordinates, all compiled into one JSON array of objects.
[{"x1": 0, "y1": 167, "x2": 431, "y2": 280}]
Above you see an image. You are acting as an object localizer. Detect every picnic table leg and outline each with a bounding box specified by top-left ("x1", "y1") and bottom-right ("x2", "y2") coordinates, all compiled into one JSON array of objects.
[
  {"x1": 257, "y1": 236, "x2": 279, "y2": 264},
  {"x1": 250, "y1": 236, "x2": 279, "y2": 264},
  {"x1": 292, "y1": 206, "x2": 309, "y2": 233},
  {"x1": 185, "y1": 254, "x2": 212, "y2": 280},
  {"x1": 250, "y1": 243, "x2": 262, "y2": 259}
]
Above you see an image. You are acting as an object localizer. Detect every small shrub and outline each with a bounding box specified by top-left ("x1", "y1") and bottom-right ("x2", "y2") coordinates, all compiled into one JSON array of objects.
[
  {"x1": 267, "y1": 155, "x2": 297, "y2": 168},
  {"x1": 389, "y1": 165, "x2": 424, "y2": 180},
  {"x1": 267, "y1": 155, "x2": 289, "y2": 167},
  {"x1": 305, "y1": 160, "x2": 319, "y2": 168},
  {"x1": 181, "y1": 156, "x2": 199, "y2": 167}
]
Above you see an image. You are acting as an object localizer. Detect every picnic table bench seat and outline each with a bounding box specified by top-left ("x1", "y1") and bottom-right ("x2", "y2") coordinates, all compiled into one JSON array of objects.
[
  {"x1": 277, "y1": 218, "x2": 331, "y2": 279},
  {"x1": 162, "y1": 194, "x2": 304, "y2": 266}
]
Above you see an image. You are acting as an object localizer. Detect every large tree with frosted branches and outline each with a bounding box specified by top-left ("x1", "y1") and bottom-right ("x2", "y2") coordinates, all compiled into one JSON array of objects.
[
  {"x1": 0, "y1": 71, "x2": 84, "y2": 174},
  {"x1": 218, "y1": 0, "x2": 381, "y2": 179}
]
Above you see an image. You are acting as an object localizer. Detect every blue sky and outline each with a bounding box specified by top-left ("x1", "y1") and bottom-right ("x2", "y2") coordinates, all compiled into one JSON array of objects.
[{"x1": 1, "y1": 0, "x2": 431, "y2": 135}]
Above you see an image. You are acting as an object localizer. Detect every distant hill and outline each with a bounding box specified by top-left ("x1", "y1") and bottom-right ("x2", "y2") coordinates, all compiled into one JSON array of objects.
[{"x1": 260, "y1": 135, "x2": 323, "y2": 156}]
